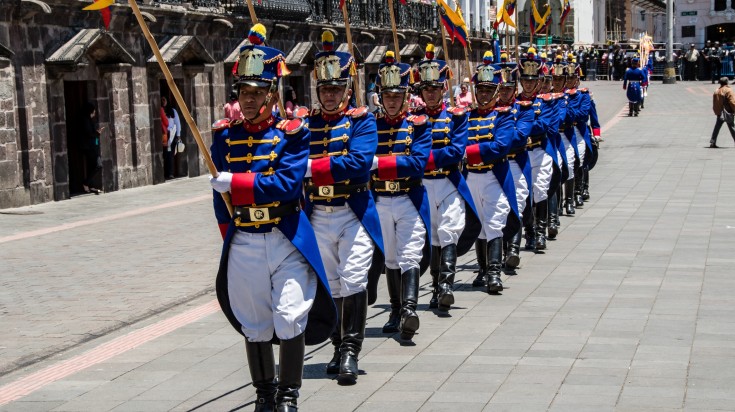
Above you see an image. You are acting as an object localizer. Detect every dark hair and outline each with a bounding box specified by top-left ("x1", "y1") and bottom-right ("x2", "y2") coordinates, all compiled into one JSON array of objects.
[
  {"x1": 164, "y1": 100, "x2": 175, "y2": 118},
  {"x1": 230, "y1": 91, "x2": 238, "y2": 101},
  {"x1": 720, "y1": 77, "x2": 729, "y2": 86},
  {"x1": 83, "y1": 102, "x2": 96, "y2": 117}
]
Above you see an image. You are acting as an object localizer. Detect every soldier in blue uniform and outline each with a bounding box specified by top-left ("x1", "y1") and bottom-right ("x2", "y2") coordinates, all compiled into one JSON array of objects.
[
  {"x1": 495, "y1": 55, "x2": 529, "y2": 270},
  {"x1": 516, "y1": 47, "x2": 555, "y2": 251},
  {"x1": 561, "y1": 56, "x2": 583, "y2": 216},
  {"x1": 624, "y1": 57, "x2": 646, "y2": 117},
  {"x1": 411, "y1": 44, "x2": 478, "y2": 313},
  {"x1": 373, "y1": 51, "x2": 432, "y2": 342},
  {"x1": 303, "y1": 31, "x2": 383, "y2": 384},
  {"x1": 573, "y1": 83, "x2": 600, "y2": 206},
  {"x1": 464, "y1": 51, "x2": 518, "y2": 293},
  {"x1": 563, "y1": 57, "x2": 593, "y2": 210},
  {"x1": 547, "y1": 56, "x2": 571, "y2": 229},
  {"x1": 208, "y1": 24, "x2": 336, "y2": 412}
]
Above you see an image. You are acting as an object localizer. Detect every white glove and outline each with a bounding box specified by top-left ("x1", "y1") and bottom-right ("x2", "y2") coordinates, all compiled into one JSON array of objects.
[
  {"x1": 371, "y1": 156, "x2": 379, "y2": 171},
  {"x1": 210, "y1": 172, "x2": 233, "y2": 193},
  {"x1": 305, "y1": 159, "x2": 312, "y2": 178}
]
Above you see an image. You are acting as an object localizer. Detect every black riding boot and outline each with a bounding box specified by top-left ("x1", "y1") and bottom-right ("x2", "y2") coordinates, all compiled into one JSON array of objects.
[
  {"x1": 574, "y1": 167, "x2": 584, "y2": 207},
  {"x1": 582, "y1": 168, "x2": 590, "y2": 200},
  {"x1": 505, "y1": 229, "x2": 521, "y2": 270},
  {"x1": 548, "y1": 191, "x2": 559, "y2": 239},
  {"x1": 428, "y1": 246, "x2": 441, "y2": 309},
  {"x1": 628, "y1": 102, "x2": 633, "y2": 117},
  {"x1": 399, "y1": 268, "x2": 420, "y2": 341},
  {"x1": 276, "y1": 333, "x2": 304, "y2": 412},
  {"x1": 472, "y1": 239, "x2": 488, "y2": 287},
  {"x1": 535, "y1": 200, "x2": 548, "y2": 250},
  {"x1": 382, "y1": 268, "x2": 402, "y2": 333},
  {"x1": 338, "y1": 291, "x2": 367, "y2": 385},
  {"x1": 634, "y1": 102, "x2": 640, "y2": 116},
  {"x1": 564, "y1": 180, "x2": 575, "y2": 215},
  {"x1": 437, "y1": 244, "x2": 457, "y2": 312},
  {"x1": 522, "y1": 200, "x2": 535, "y2": 251},
  {"x1": 486, "y1": 237, "x2": 504, "y2": 293},
  {"x1": 325, "y1": 298, "x2": 343, "y2": 375},
  {"x1": 245, "y1": 340, "x2": 277, "y2": 412}
]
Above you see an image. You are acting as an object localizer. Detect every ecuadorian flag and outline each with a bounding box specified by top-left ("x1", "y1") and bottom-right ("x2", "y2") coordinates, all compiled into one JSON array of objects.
[{"x1": 438, "y1": 0, "x2": 468, "y2": 48}]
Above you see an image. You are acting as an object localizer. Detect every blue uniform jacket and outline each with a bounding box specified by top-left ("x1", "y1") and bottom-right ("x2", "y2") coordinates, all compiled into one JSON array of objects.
[
  {"x1": 463, "y1": 106, "x2": 518, "y2": 220},
  {"x1": 564, "y1": 89, "x2": 583, "y2": 160},
  {"x1": 304, "y1": 107, "x2": 385, "y2": 304},
  {"x1": 553, "y1": 93, "x2": 570, "y2": 181},
  {"x1": 624, "y1": 68, "x2": 646, "y2": 103},
  {"x1": 511, "y1": 99, "x2": 535, "y2": 199},
  {"x1": 372, "y1": 113, "x2": 433, "y2": 273},
  {"x1": 575, "y1": 89, "x2": 597, "y2": 168},
  {"x1": 211, "y1": 117, "x2": 336, "y2": 346},
  {"x1": 412, "y1": 106, "x2": 480, "y2": 256}
]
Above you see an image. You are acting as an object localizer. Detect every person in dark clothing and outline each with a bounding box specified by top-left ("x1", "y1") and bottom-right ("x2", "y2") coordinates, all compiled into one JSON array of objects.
[{"x1": 82, "y1": 102, "x2": 102, "y2": 194}]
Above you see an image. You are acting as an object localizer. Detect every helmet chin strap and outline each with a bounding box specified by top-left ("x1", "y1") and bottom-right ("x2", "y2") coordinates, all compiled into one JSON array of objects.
[
  {"x1": 319, "y1": 79, "x2": 353, "y2": 115},
  {"x1": 477, "y1": 87, "x2": 500, "y2": 110}
]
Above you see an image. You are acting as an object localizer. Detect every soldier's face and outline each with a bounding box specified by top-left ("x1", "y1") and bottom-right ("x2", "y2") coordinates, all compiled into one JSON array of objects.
[
  {"x1": 475, "y1": 85, "x2": 498, "y2": 108},
  {"x1": 552, "y1": 77, "x2": 565, "y2": 91},
  {"x1": 381, "y1": 91, "x2": 406, "y2": 117},
  {"x1": 238, "y1": 85, "x2": 275, "y2": 121},
  {"x1": 318, "y1": 85, "x2": 348, "y2": 112},
  {"x1": 539, "y1": 78, "x2": 552, "y2": 93},
  {"x1": 420, "y1": 85, "x2": 444, "y2": 108},
  {"x1": 498, "y1": 85, "x2": 516, "y2": 104},
  {"x1": 520, "y1": 78, "x2": 539, "y2": 95}
]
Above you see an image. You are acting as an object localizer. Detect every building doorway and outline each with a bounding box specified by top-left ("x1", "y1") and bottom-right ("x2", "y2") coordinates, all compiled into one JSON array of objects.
[
  {"x1": 63, "y1": 80, "x2": 96, "y2": 195},
  {"x1": 160, "y1": 79, "x2": 187, "y2": 180},
  {"x1": 707, "y1": 23, "x2": 735, "y2": 44}
]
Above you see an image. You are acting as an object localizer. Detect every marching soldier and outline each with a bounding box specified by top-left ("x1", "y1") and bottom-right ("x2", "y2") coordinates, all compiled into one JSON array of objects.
[
  {"x1": 303, "y1": 31, "x2": 384, "y2": 384},
  {"x1": 561, "y1": 55, "x2": 582, "y2": 216},
  {"x1": 538, "y1": 58, "x2": 564, "y2": 241},
  {"x1": 623, "y1": 57, "x2": 646, "y2": 117},
  {"x1": 548, "y1": 56, "x2": 572, "y2": 225},
  {"x1": 496, "y1": 54, "x2": 529, "y2": 270},
  {"x1": 465, "y1": 51, "x2": 518, "y2": 293},
  {"x1": 564, "y1": 55, "x2": 591, "y2": 209},
  {"x1": 516, "y1": 47, "x2": 555, "y2": 251},
  {"x1": 374, "y1": 51, "x2": 432, "y2": 342},
  {"x1": 411, "y1": 44, "x2": 479, "y2": 312},
  {"x1": 573, "y1": 82, "x2": 600, "y2": 207},
  {"x1": 209, "y1": 24, "x2": 336, "y2": 411}
]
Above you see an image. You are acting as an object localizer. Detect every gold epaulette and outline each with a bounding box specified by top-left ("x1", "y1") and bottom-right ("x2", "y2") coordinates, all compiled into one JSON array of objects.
[
  {"x1": 446, "y1": 106, "x2": 467, "y2": 117},
  {"x1": 212, "y1": 118, "x2": 231, "y2": 132}
]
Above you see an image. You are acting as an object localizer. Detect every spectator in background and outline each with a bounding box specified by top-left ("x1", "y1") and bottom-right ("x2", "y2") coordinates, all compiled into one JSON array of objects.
[
  {"x1": 366, "y1": 82, "x2": 381, "y2": 113},
  {"x1": 710, "y1": 77, "x2": 735, "y2": 148},
  {"x1": 284, "y1": 87, "x2": 298, "y2": 119},
  {"x1": 685, "y1": 44, "x2": 700, "y2": 81},
  {"x1": 224, "y1": 92, "x2": 243, "y2": 121},
  {"x1": 455, "y1": 83, "x2": 473, "y2": 109},
  {"x1": 82, "y1": 102, "x2": 103, "y2": 194},
  {"x1": 162, "y1": 96, "x2": 181, "y2": 179}
]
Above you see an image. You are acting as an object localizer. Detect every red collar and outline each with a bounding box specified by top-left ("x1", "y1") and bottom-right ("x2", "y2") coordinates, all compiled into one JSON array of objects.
[
  {"x1": 477, "y1": 105, "x2": 496, "y2": 116},
  {"x1": 425, "y1": 104, "x2": 444, "y2": 116},
  {"x1": 384, "y1": 112, "x2": 407, "y2": 125},
  {"x1": 321, "y1": 108, "x2": 348, "y2": 122},
  {"x1": 242, "y1": 116, "x2": 275, "y2": 133},
  {"x1": 519, "y1": 93, "x2": 536, "y2": 100}
]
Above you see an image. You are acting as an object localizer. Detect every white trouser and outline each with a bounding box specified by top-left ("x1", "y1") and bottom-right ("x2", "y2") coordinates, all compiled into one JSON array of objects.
[
  {"x1": 574, "y1": 127, "x2": 587, "y2": 166},
  {"x1": 376, "y1": 195, "x2": 426, "y2": 272},
  {"x1": 529, "y1": 147, "x2": 553, "y2": 202},
  {"x1": 509, "y1": 160, "x2": 529, "y2": 217},
  {"x1": 466, "y1": 172, "x2": 510, "y2": 241},
  {"x1": 311, "y1": 206, "x2": 374, "y2": 298},
  {"x1": 424, "y1": 178, "x2": 466, "y2": 247},
  {"x1": 227, "y1": 229, "x2": 317, "y2": 342},
  {"x1": 561, "y1": 134, "x2": 576, "y2": 180}
]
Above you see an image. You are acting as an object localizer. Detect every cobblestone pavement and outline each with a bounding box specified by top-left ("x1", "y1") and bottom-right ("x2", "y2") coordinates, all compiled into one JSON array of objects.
[{"x1": 1, "y1": 80, "x2": 735, "y2": 411}]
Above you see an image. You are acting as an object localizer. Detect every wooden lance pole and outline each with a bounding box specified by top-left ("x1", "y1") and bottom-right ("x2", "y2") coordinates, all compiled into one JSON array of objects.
[
  {"x1": 388, "y1": 0, "x2": 401, "y2": 62},
  {"x1": 128, "y1": 0, "x2": 233, "y2": 216},
  {"x1": 245, "y1": 0, "x2": 258, "y2": 23},
  {"x1": 342, "y1": 2, "x2": 363, "y2": 106}
]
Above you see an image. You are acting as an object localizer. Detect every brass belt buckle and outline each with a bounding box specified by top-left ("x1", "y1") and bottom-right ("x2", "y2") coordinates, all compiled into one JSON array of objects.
[
  {"x1": 318, "y1": 185, "x2": 335, "y2": 198},
  {"x1": 385, "y1": 181, "x2": 400, "y2": 192},
  {"x1": 249, "y1": 207, "x2": 270, "y2": 222}
]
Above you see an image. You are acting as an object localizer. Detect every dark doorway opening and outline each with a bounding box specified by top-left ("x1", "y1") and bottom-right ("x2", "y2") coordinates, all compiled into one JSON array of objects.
[
  {"x1": 707, "y1": 23, "x2": 735, "y2": 44},
  {"x1": 160, "y1": 79, "x2": 187, "y2": 180},
  {"x1": 64, "y1": 80, "x2": 96, "y2": 195}
]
